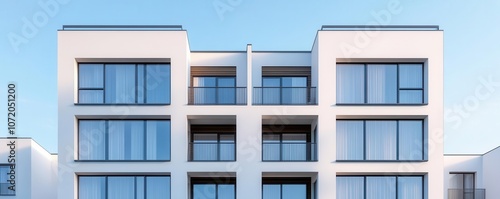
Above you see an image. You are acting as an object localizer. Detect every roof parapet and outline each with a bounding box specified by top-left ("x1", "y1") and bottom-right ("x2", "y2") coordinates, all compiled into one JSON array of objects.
[
  {"x1": 321, "y1": 25, "x2": 440, "y2": 31},
  {"x1": 61, "y1": 25, "x2": 183, "y2": 31}
]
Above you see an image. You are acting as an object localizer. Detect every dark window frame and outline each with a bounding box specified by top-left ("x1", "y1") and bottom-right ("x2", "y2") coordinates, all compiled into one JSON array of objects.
[
  {"x1": 336, "y1": 175, "x2": 425, "y2": 199},
  {"x1": 262, "y1": 177, "x2": 312, "y2": 199},
  {"x1": 189, "y1": 125, "x2": 237, "y2": 162},
  {"x1": 336, "y1": 119, "x2": 425, "y2": 162},
  {"x1": 336, "y1": 63, "x2": 425, "y2": 105},
  {"x1": 78, "y1": 175, "x2": 171, "y2": 199},
  {"x1": 190, "y1": 177, "x2": 236, "y2": 199},
  {"x1": 77, "y1": 63, "x2": 171, "y2": 105},
  {"x1": 77, "y1": 119, "x2": 171, "y2": 162}
]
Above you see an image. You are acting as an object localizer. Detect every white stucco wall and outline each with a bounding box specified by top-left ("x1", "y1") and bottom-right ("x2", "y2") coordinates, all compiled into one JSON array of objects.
[
  {"x1": 482, "y1": 147, "x2": 500, "y2": 198},
  {"x1": 444, "y1": 155, "x2": 483, "y2": 199}
]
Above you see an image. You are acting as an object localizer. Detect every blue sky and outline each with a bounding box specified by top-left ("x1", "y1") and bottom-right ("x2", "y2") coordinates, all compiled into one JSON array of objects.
[{"x1": 0, "y1": 0, "x2": 499, "y2": 153}]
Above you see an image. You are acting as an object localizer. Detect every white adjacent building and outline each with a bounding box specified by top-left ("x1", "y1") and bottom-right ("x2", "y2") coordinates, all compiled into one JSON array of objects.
[
  {"x1": 55, "y1": 25, "x2": 444, "y2": 199},
  {"x1": 0, "y1": 138, "x2": 57, "y2": 199}
]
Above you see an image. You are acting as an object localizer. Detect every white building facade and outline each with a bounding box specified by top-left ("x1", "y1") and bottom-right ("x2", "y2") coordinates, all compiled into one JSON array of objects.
[{"x1": 57, "y1": 25, "x2": 444, "y2": 199}]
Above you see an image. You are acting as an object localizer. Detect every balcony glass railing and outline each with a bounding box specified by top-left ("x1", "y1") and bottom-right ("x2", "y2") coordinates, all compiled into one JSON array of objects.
[
  {"x1": 253, "y1": 87, "x2": 317, "y2": 105},
  {"x1": 188, "y1": 87, "x2": 247, "y2": 105},
  {"x1": 262, "y1": 143, "x2": 317, "y2": 161},
  {"x1": 189, "y1": 143, "x2": 236, "y2": 161},
  {"x1": 448, "y1": 189, "x2": 485, "y2": 199}
]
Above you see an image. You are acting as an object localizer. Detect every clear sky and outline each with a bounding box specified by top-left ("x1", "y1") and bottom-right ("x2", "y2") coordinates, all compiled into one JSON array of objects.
[{"x1": 0, "y1": 0, "x2": 499, "y2": 154}]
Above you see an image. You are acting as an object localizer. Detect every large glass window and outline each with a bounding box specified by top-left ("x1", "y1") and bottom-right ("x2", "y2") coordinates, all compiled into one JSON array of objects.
[
  {"x1": 336, "y1": 64, "x2": 424, "y2": 104},
  {"x1": 262, "y1": 77, "x2": 307, "y2": 105},
  {"x1": 0, "y1": 165, "x2": 15, "y2": 196},
  {"x1": 336, "y1": 120, "x2": 424, "y2": 161},
  {"x1": 78, "y1": 63, "x2": 171, "y2": 104},
  {"x1": 79, "y1": 176, "x2": 170, "y2": 199},
  {"x1": 262, "y1": 178, "x2": 312, "y2": 199},
  {"x1": 337, "y1": 176, "x2": 423, "y2": 199},
  {"x1": 192, "y1": 77, "x2": 237, "y2": 105},
  {"x1": 191, "y1": 178, "x2": 236, "y2": 199},
  {"x1": 78, "y1": 120, "x2": 170, "y2": 161}
]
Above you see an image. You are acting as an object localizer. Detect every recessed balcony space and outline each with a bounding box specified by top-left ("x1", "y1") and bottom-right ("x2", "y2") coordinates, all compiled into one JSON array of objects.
[
  {"x1": 188, "y1": 116, "x2": 236, "y2": 162},
  {"x1": 262, "y1": 116, "x2": 318, "y2": 162},
  {"x1": 188, "y1": 66, "x2": 246, "y2": 105},
  {"x1": 253, "y1": 67, "x2": 316, "y2": 105}
]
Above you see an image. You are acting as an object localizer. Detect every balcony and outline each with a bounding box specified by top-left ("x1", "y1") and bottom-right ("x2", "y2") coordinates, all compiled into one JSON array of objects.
[
  {"x1": 188, "y1": 142, "x2": 235, "y2": 161},
  {"x1": 188, "y1": 87, "x2": 247, "y2": 105},
  {"x1": 262, "y1": 142, "x2": 317, "y2": 161},
  {"x1": 253, "y1": 87, "x2": 317, "y2": 105},
  {"x1": 448, "y1": 189, "x2": 485, "y2": 199}
]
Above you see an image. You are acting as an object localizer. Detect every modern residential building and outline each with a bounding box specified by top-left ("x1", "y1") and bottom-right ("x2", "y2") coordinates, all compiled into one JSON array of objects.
[
  {"x1": 55, "y1": 25, "x2": 444, "y2": 199},
  {"x1": 0, "y1": 138, "x2": 57, "y2": 199}
]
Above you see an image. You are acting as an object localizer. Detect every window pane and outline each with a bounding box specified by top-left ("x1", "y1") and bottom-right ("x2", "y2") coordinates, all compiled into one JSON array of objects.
[
  {"x1": 218, "y1": 184, "x2": 235, "y2": 199},
  {"x1": 108, "y1": 177, "x2": 135, "y2": 199},
  {"x1": 399, "y1": 121, "x2": 423, "y2": 160},
  {"x1": 366, "y1": 177, "x2": 396, "y2": 199},
  {"x1": 282, "y1": 184, "x2": 307, "y2": 199},
  {"x1": 137, "y1": 64, "x2": 145, "y2": 104},
  {"x1": 79, "y1": 177, "x2": 105, "y2": 199},
  {"x1": 399, "y1": 64, "x2": 423, "y2": 89},
  {"x1": 263, "y1": 185, "x2": 281, "y2": 199},
  {"x1": 218, "y1": 77, "x2": 235, "y2": 87},
  {"x1": 282, "y1": 77, "x2": 307, "y2": 87},
  {"x1": 79, "y1": 64, "x2": 103, "y2": 88},
  {"x1": 79, "y1": 90, "x2": 104, "y2": 103},
  {"x1": 79, "y1": 121, "x2": 106, "y2": 160},
  {"x1": 137, "y1": 177, "x2": 145, "y2": 199},
  {"x1": 193, "y1": 77, "x2": 216, "y2": 104},
  {"x1": 146, "y1": 177, "x2": 171, "y2": 199},
  {"x1": 399, "y1": 90, "x2": 423, "y2": 104},
  {"x1": 146, "y1": 121, "x2": 171, "y2": 160},
  {"x1": 367, "y1": 64, "x2": 397, "y2": 103},
  {"x1": 263, "y1": 78, "x2": 281, "y2": 87},
  {"x1": 108, "y1": 121, "x2": 144, "y2": 160},
  {"x1": 282, "y1": 134, "x2": 307, "y2": 161},
  {"x1": 366, "y1": 121, "x2": 397, "y2": 160},
  {"x1": 193, "y1": 134, "x2": 217, "y2": 160},
  {"x1": 220, "y1": 135, "x2": 235, "y2": 161},
  {"x1": 336, "y1": 121, "x2": 364, "y2": 160},
  {"x1": 105, "y1": 64, "x2": 136, "y2": 103},
  {"x1": 193, "y1": 184, "x2": 216, "y2": 199},
  {"x1": 337, "y1": 64, "x2": 365, "y2": 103},
  {"x1": 398, "y1": 177, "x2": 423, "y2": 199},
  {"x1": 337, "y1": 177, "x2": 364, "y2": 199},
  {"x1": 146, "y1": 64, "x2": 171, "y2": 103}
]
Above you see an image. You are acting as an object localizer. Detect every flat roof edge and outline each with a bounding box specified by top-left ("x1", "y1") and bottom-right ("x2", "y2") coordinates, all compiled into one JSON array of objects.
[
  {"x1": 60, "y1": 25, "x2": 184, "y2": 31},
  {"x1": 321, "y1": 25, "x2": 440, "y2": 31}
]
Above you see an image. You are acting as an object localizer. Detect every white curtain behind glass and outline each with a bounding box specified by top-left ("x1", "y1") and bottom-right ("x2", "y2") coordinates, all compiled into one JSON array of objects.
[
  {"x1": 79, "y1": 177, "x2": 105, "y2": 199},
  {"x1": 79, "y1": 121, "x2": 106, "y2": 160},
  {"x1": 336, "y1": 121, "x2": 364, "y2": 160},
  {"x1": 366, "y1": 121, "x2": 397, "y2": 160},
  {"x1": 337, "y1": 177, "x2": 364, "y2": 199},
  {"x1": 337, "y1": 64, "x2": 365, "y2": 103},
  {"x1": 105, "y1": 64, "x2": 136, "y2": 103},
  {"x1": 367, "y1": 64, "x2": 397, "y2": 103},
  {"x1": 366, "y1": 177, "x2": 396, "y2": 199}
]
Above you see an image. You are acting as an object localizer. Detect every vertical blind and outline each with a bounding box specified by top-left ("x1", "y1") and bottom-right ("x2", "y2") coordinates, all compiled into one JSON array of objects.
[
  {"x1": 78, "y1": 63, "x2": 171, "y2": 104},
  {"x1": 336, "y1": 63, "x2": 424, "y2": 104},
  {"x1": 79, "y1": 120, "x2": 170, "y2": 160},
  {"x1": 337, "y1": 176, "x2": 423, "y2": 199},
  {"x1": 336, "y1": 120, "x2": 424, "y2": 161},
  {"x1": 79, "y1": 176, "x2": 170, "y2": 199}
]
